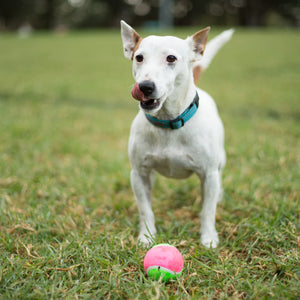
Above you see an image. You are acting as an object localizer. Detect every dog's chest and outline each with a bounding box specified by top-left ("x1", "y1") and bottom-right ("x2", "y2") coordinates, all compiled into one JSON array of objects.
[
  {"x1": 142, "y1": 134, "x2": 195, "y2": 179},
  {"x1": 148, "y1": 152, "x2": 194, "y2": 179}
]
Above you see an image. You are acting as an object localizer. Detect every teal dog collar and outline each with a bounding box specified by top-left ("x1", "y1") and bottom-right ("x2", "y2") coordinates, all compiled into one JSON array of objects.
[{"x1": 145, "y1": 92, "x2": 199, "y2": 130}]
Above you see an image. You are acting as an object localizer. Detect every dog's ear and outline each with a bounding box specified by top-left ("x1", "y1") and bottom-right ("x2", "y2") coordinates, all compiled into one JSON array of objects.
[
  {"x1": 191, "y1": 27, "x2": 210, "y2": 58},
  {"x1": 121, "y1": 20, "x2": 142, "y2": 60}
]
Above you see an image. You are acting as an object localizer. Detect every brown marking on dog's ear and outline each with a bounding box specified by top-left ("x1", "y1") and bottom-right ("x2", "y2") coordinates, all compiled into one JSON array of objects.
[
  {"x1": 193, "y1": 65, "x2": 204, "y2": 85},
  {"x1": 131, "y1": 31, "x2": 143, "y2": 60},
  {"x1": 192, "y1": 26, "x2": 210, "y2": 56},
  {"x1": 121, "y1": 21, "x2": 143, "y2": 60}
]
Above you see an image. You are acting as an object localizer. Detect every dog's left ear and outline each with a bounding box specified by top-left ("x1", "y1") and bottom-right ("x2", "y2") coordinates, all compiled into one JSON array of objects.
[
  {"x1": 191, "y1": 27, "x2": 210, "y2": 58},
  {"x1": 120, "y1": 20, "x2": 142, "y2": 60}
]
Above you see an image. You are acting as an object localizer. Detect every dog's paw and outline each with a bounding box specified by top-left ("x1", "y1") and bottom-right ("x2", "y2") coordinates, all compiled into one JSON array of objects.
[
  {"x1": 138, "y1": 233, "x2": 155, "y2": 247},
  {"x1": 201, "y1": 233, "x2": 219, "y2": 249}
]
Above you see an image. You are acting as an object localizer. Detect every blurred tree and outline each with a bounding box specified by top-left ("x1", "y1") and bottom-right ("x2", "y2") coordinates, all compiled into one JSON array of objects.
[
  {"x1": 234, "y1": 0, "x2": 300, "y2": 26},
  {"x1": 159, "y1": 0, "x2": 173, "y2": 28},
  {"x1": 0, "y1": 0, "x2": 299, "y2": 30},
  {"x1": 0, "y1": 0, "x2": 36, "y2": 29},
  {"x1": 41, "y1": 0, "x2": 56, "y2": 29}
]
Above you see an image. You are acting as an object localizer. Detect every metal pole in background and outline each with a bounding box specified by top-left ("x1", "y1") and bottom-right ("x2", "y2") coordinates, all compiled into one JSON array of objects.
[{"x1": 159, "y1": 0, "x2": 174, "y2": 29}]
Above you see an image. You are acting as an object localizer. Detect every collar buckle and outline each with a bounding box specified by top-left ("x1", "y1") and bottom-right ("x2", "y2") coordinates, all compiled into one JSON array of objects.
[{"x1": 170, "y1": 118, "x2": 184, "y2": 129}]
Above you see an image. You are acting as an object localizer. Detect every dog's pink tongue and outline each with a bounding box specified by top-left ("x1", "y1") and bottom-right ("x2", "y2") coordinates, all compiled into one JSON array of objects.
[{"x1": 131, "y1": 83, "x2": 146, "y2": 101}]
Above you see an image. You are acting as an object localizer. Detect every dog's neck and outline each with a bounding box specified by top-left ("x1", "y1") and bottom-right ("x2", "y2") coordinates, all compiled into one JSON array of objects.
[{"x1": 153, "y1": 75, "x2": 196, "y2": 120}]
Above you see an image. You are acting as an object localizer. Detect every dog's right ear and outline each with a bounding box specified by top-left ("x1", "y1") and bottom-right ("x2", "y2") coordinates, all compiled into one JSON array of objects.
[{"x1": 120, "y1": 20, "x2": 142, "y2": 60}]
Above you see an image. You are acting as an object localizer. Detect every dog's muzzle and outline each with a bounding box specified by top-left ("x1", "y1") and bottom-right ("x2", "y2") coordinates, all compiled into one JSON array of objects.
[{"x1": 131, "y1": 82, "x2": 160, "y2": 110}]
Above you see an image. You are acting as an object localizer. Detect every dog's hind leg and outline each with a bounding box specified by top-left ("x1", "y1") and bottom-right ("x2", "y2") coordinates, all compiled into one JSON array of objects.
[
  {"x1": 217, "y1": 151, "x2": 226, "y2": 203},
  {"x1": 200, "y1": 170, "x2": 222, "y2": 248},
  {"x1": 131, "y1": 170, "x2": 156, "y2": 245}
]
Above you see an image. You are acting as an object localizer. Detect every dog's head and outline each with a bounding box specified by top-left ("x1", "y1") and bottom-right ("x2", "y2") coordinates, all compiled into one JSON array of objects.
[{"x1": 121, "y1": 20, "x2": 210, "y2": 114}]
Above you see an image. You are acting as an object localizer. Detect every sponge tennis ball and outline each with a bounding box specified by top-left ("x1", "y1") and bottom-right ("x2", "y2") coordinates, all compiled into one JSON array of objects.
[{"x1": 144, "y1": 244, "x2": 184, "y2": 282}]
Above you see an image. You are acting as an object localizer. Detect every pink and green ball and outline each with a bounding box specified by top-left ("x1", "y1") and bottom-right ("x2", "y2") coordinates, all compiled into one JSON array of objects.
[{"x1": 143, "y1": 244, "x2": 184, "y2": 282}]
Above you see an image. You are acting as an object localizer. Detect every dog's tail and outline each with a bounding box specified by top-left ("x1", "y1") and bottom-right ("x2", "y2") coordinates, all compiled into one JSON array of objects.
[{"x1": 193, "y1": 29, "x2": 234, "y2": 84}]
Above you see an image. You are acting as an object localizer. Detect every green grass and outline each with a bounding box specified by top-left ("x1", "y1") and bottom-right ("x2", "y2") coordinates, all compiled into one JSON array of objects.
[{"x1": 0, "y1": 27, "x2": 299, "y2": 299}]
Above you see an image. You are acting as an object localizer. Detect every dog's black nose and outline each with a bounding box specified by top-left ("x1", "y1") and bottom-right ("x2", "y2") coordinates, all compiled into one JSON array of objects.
[{"x1": 139, "y1": 81, "x2": 155, "y2": 97}]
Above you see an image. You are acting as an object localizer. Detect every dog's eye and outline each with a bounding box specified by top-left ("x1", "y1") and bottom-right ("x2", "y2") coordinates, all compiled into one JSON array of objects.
[
  {"x1": 135, "y1": 55, "x2": 144, "y2": 62},
  {"x1": 166, "y1": 55, "x2": 177, "y2": 63}
]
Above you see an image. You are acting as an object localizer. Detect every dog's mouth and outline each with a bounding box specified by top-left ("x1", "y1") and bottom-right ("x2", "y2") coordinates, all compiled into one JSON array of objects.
[
  {"x1": 140, "y1": 98, "x2": 160, "y2": 110},
  {"x1": 131, "y1": 83, "x2": 161, "y2": 111}
]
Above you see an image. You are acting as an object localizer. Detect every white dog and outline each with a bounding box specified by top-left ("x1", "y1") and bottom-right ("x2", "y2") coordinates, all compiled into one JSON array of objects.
[{"x1": 120, "y1": 21, "x2": 233, "y2": 248}]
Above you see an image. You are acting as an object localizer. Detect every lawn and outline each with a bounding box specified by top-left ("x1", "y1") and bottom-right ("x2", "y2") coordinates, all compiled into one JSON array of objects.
[{"x1": 0, "y1": 27, "x2": 299, "y2": 299}]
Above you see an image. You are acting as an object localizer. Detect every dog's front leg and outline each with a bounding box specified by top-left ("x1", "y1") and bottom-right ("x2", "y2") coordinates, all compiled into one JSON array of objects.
[
  {"x1": 200, "y1": 170, "x2": 221, "y2": 248},
  {"x1": 131, "y1": 169, "x2": 156, "y2": 245}
]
